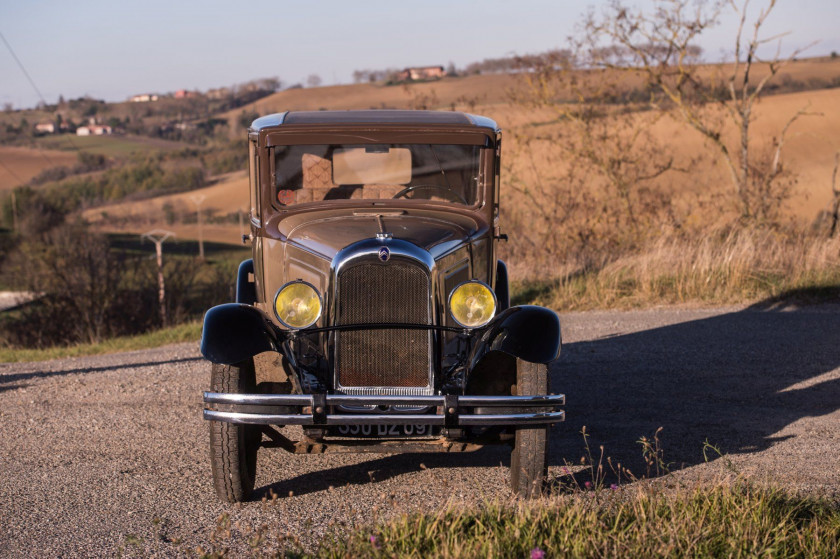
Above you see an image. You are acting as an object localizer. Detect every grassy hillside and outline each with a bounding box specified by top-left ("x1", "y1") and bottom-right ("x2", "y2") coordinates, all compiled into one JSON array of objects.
[
  {"x1": 33, "y1": 133, "x2": 186, "y2": 157},
  {"x1": 223, "y1": 57, "x2": 840, "y2": 119},
  {"x1": 81, "y1": 171, "x2": 249, "y2": 245}
]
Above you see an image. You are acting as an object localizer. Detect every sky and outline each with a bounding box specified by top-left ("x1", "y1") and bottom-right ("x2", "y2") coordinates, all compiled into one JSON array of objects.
[{"x1": 1, "y1": 0, "x2": 838, "y2": 110}]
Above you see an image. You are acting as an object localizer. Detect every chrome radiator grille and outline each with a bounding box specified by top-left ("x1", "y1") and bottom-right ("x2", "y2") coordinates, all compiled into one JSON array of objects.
[{"x1": 336, "y1": 261, "x2": 431, "y2": 390}]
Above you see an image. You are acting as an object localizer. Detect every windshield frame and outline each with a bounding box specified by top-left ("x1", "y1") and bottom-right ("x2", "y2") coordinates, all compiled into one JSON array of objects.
[
  {"x1": 264, "y1": 142, "x2": 486, "y2": 211},
  {"x1": 265, "y1": 129, "x2": 495, "y2": 211}
]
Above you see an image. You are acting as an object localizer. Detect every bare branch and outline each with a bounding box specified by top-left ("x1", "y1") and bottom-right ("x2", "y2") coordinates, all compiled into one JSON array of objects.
[
  {"x1": 769, "y1": 106, "x2": 816, "y2": 178},
  {"x1": 829, "y1": 152, "x2": 840, "y2": 237}
]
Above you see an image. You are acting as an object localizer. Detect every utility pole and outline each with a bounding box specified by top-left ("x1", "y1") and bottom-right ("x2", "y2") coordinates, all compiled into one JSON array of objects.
[
  {"x1": 830, "y1": 153, "x2": 840, "y2": 238},
  {"x1": 10, "y1": 190, "x2": 18, "y2": 233},
  {"x1": 141, "y1": 229, "x2": 174, "y2": 327},
  {"x1": 190, "y1": 194, "x2": 206, "y2": 260}
]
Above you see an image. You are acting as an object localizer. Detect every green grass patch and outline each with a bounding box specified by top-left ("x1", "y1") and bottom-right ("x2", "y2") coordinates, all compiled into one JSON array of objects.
[
  {"x1": 0, "y1": 320, "x2": 201, "y2": 363},
  {"x1": 106, "y1": 233, "x2": 249, "y2": 263},
  {"x1": 33, "y1": 134, "x2": 183, "y2": 157},
  {"x1": 310, "y1": 484, "x2": 839, "y2": 558}
]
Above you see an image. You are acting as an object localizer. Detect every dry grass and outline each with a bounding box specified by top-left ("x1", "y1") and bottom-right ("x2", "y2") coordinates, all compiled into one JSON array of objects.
[
  {"x1": 511, "y1": 229, "x2": 840, "y2": 310},
  {"x1": 226, "y1": 56, "x2": 840, "y2": 119},
  {"x1": 499, "y1": 87, "x2": 840, "y2": 224},
  {"x1": 189, "y1": 481, "x2": 840, "y2": 558},
  {"x1": 315, "y1": 483, "x2": 839, "y2": 559}
]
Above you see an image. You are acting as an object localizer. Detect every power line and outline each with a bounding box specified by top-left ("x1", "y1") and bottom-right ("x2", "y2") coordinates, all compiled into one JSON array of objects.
[
  {"x1": 0, "y1": 30, "x2": 49, "y2": 111},
  {"x1": 0, "y1": 28, "x2": 83, "y2": 156}
]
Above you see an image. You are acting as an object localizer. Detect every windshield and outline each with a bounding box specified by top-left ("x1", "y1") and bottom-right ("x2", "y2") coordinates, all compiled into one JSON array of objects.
[{"x1": 273, "y1": 144, "x2": 482, "y2": 207}]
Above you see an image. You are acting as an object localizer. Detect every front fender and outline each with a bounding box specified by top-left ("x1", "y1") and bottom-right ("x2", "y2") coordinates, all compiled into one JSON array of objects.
[
  {"x1": 200, "y1": 303, "x2": 280, "y2": 364},
  {"x1": 469, "y1": 305, "x2": 561, "y2": 368}
]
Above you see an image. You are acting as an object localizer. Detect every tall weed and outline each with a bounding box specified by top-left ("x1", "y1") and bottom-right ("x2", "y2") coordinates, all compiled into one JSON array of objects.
[{"x1": 510, "y1": 228, "x2": 840, "y2": 309}]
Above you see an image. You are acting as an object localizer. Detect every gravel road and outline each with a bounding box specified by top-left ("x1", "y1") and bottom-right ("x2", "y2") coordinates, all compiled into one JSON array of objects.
[{"x1": 1, "y1": 304, "x2": 838, "y2": 556}]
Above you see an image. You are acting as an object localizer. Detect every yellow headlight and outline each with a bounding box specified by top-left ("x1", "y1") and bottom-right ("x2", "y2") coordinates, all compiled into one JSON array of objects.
[
  {"x1": 273, "y1": 281, "x2": 322, "y2": 329},
  {"x1": 449, "y1": 281, "x2": 497, "y2": 328}
]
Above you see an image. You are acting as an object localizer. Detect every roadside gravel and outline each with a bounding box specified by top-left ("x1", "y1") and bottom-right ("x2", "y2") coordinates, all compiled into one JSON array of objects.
[{"x1": 1, "y1": 304, "x2": 838, "y2": 556}]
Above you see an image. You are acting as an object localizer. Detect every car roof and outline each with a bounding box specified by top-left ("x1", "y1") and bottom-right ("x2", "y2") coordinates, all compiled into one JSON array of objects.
[{"x1": 250, "y1": 110, "x2": 499, "y2": 133}]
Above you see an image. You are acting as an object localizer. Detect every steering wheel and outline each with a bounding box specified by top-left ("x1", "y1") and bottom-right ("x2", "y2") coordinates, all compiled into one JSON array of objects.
[{"x1": 392, "y1": 184, "x2": 468, "y2": 205}]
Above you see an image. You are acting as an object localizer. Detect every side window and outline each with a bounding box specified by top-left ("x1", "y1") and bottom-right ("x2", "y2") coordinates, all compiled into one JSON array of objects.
[{"x1": 249, "y1": 139, "x2": 260, "y2": 224}]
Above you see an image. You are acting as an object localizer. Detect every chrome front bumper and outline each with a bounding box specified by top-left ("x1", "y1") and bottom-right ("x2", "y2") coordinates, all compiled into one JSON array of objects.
[{"x1": 203, "y1": 393, "x2": 565, "y2": 426}]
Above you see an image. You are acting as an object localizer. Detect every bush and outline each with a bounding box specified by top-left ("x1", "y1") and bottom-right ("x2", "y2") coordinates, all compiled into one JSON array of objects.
[
  {"x1": 22, "y1": 159, "x2": 207, "y2": 214},
  {"x1": 1, "y1": 224, "x2": 145, "y2": 346},
  {"x1": 28, "y1": 151, "x2": 109, "y2": 186},
  {"x1": 201, "y1": 141, "x2": 248, "y2": 175},
  {"x1": 0, "y1": 224, "x2": 233, "y2": 348},
  {"x1": 0, "y1": 186, "x2": 65, "y2": 235}
]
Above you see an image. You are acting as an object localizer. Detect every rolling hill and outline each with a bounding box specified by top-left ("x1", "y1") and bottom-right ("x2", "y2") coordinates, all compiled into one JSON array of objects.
[{"x1": 7, "y1": 56, "x2": 840, "y2": 242}]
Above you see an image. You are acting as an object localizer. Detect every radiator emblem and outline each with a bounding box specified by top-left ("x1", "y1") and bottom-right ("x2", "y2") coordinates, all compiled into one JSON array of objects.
[{"x1": 378, "y1": 246, "x2": 390, "y2": 262}]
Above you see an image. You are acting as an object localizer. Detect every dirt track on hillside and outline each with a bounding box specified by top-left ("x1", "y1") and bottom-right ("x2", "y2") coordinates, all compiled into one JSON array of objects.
[{"x1": 1, "y1": 305, "x2": 838, "y2": 556}]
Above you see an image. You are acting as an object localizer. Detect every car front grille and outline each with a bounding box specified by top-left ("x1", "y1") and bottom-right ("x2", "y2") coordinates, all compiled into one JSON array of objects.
[{"x1": 335, "y1": 260, "x2": 431, "y2": 391}]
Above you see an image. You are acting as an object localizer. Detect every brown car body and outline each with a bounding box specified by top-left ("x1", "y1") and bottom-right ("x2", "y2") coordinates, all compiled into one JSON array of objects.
[{"x1": 200, "y1": 110, "x2": 563, "y2": 501}]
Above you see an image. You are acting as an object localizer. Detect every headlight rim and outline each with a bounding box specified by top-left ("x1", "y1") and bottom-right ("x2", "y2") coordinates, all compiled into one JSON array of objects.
[
  {"x1": 447, "y1": 279, "x2": 498, "y2": 329},
  {"x1": 273, "y1": 279, "x2": 323, "y2": 330}
]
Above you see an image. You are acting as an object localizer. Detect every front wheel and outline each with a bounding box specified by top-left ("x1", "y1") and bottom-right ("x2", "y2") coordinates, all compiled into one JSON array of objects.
[
  {"x1": 510, "y1": 359, "x2": 550, "y2": 498},
  {"x1": 209, "y1": 359, "x2": 260, "y2": 503}
]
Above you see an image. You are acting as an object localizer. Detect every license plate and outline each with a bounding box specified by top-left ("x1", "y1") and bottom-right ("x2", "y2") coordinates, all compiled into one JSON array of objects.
[{"x1": 331, "y1": 424, "x2": 435, "y2": 437}]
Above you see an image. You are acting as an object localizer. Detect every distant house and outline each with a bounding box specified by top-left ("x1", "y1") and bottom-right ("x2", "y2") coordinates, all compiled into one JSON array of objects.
[
  {"x1": 174, "y1": 89, "x2": 197, "y2": 99},
  {"x1": 129, "y1": 93, "x2": 159, "y2": 103},
  {"x1": 396, "y1": 66, "x2": 447, "y2": 82},
  {"x1": 206, "y1": 87, "x2": 230, "y2": 100},
  {"x1": 76, "y1": 124, "x2": 112, "y2": 136},
  {"x1": 35, "y1": 121, "x2": 56, "y2": 134}
]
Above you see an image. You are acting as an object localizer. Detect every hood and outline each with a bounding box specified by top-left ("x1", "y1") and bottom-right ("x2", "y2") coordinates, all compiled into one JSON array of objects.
[{"x1": 267, "y1": 208, "x2": 486, "y2": 260}]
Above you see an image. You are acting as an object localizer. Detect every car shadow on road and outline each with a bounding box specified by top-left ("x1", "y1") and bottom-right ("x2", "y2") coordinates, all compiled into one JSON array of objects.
[
  {"x1": 550, "y1": 298, "x2": 840, "y2": 479},
  {"x1": 254, "y1": 446, "x2": 510, "y2": 500}
]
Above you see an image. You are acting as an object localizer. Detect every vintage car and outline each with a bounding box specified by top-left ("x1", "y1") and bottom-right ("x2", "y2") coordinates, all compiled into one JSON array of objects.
[{"x1": 200, "y1": 110, "x2": 563, "y2": 502}]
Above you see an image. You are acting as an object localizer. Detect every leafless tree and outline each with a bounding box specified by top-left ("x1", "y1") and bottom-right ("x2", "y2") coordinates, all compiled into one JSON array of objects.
[
  {"x1": 11, "y1": 225, "x2": 125, "y2": 345},
  {"x1": 510, "y1": 35, "x2": 679, "y2": 252},
  {"x1": 584, "y1": 0, "x2": 816, "y2": 223},
  {"x1": 830, "y1": 153, "x2": 840, "y2": 238},
  {"x1": 352, "y1": 70, "x2": 368, "y2": 84},
  {"x1": 306, "y1": 74, "x2": 322, "y2": 88}
]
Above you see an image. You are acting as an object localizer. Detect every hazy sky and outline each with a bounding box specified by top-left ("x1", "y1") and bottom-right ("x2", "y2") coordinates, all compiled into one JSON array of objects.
[{"x1": 1, "y1": 0, "x2": 838, "y2": 109}]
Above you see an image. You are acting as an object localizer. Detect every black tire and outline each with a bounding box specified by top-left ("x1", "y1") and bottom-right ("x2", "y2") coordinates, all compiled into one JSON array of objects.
[
  {"x1": 209, "y1": 359, "x2": 260, "y2": 503},
  {"x1": 510, "y1": 359, "x2": 549, "y2": 498}
]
